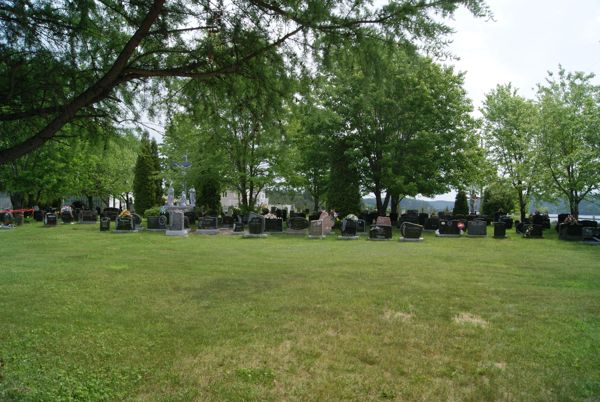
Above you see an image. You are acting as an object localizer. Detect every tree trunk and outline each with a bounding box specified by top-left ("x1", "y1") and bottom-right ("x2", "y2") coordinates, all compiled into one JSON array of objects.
[
  {"x1": 381, "y1": 193, "x2": 391, "y2": 214},
  {"x1": 569, "y1": 194, "x2": 579, "y2": 218},
  {"x1": 517, "y1": 190, "x2": 527, "y2": 222},
  {"x1": 10, "y1": 192, "x2": 24, "y2": 209},
  {"x1": 374, "y1": 189, "x2": 384, "y2": 216},
  {"x1": 390, "y1": 193, "x2": 400, "y2": 216}
]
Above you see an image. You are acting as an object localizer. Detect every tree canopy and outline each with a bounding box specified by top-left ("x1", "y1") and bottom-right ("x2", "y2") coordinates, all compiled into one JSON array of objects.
[{"x1": 0, "y1": 0, "x2": 489, "y2": 164}]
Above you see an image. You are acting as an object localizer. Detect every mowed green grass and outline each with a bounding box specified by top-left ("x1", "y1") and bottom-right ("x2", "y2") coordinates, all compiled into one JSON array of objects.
[{"x1": 0, "y1": 222, "x2": 599, "y2": 401}]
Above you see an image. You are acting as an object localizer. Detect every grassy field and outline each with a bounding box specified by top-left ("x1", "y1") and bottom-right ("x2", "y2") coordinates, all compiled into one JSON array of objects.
[{"x1": 0, "y1": 222, "x2": 599, "y2": 401}]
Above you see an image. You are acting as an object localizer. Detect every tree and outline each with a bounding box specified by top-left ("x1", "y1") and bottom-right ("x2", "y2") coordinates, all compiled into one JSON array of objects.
[
  {"x1": 536, "y1": 67, "x2": 600, "y2": 217},
  {"x1": 481, "y1": 180, "x2": 515, "y2": 217},
  {"x1": 150, "y1": 139, "x2": 163, "y2": 204},
  {"x1": 453, "y1": 190, "x2": 469, "y2": 215},
  {"x1": 481, "y1": 84, "x2": 539, "y2": 222},
  {"x1": 327, "y1": 138, "x2": 361, "y2": 217},
  {"x1": 133, "y1": 133, "x2": 158, "y2": 215},
  {"x1": 0, "y1": 0, "x2": 488, "y2": 164},
  {"x1": 322, "y1": 37, "x2": 478, "y2": 216}
]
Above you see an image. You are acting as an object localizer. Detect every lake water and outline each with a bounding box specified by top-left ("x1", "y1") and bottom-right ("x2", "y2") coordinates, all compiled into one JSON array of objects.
[{"x1": 548, "y1": 214, "x2": 597, "y2": 222}]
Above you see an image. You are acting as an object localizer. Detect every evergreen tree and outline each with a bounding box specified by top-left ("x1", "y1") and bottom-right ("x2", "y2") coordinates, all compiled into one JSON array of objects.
[
  {"x1": 453, "y1": 190, "x2": 469, "y2": 215},
  {"x1": 133, "y1": 133, "x2": 156, "y2": 215},
  {"x1": 327, "y1": 139, "x2": 361, "y2": 217},
  {"x1": 196, "y1": 173, "x2": 222, "y2": 213}
]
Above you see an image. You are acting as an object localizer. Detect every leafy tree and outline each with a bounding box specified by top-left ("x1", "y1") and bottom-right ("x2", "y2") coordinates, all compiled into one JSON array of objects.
[
  {"x1": 481, "y1": 180, "x2": 515, "y2": 217},
  {"x1": 286, "y1": 87, "x2": 339, "y2": 212},
  {"x1": 133, "y1": 133, "x2": 158, "y2": 214},
  {"x1": 0, "y1": 0, "x2": 488, "y2": 164},
  {"x1": 535, "y1": 67, "x2": 600, "y2": 217},
  {"x1": 196, "y1": 173, "x2": 222, "y2": 213},
  {"x1": 481, "y1": 84, "x2": 538, "y2": 222},
  {"x1": 453, "y1": 190, "x2": 469, "y2": 215},
  {"x1": 323, "y1": 38, "x2": 478, "y2": 215},
  {"x1": 327, "y1": 138, "x2": 361, "y2": 217}
]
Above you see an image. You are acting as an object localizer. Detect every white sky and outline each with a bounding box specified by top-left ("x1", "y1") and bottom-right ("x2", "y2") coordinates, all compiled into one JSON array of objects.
[{"x1": 420, "y1": 0, "x2": 600, "y2": 201}]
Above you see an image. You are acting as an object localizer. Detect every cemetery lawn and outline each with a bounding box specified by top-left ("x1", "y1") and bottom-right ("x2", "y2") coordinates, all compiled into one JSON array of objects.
[{"x1": 1, "y1": 224, "x2": 599, "y2": 401}]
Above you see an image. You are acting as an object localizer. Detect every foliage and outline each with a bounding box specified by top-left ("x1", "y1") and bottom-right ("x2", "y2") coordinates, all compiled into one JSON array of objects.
[
  {"x1": 535, "y1": 67, "x2": 600, "y2": 216},
  {"x1": 143, "y1": 206, "x2": 161, "y2": 218},
  {"x1": 481, "y1": 180, "x2": 516, "y2": 216},
  {"x1": 0, "y1": 0, "x2": 489, "y2": 164},
  {"x1": 133, "y1": 133, "x2": 159, "y2": 215},
  {"x1": 150, "y1": 139, "x2": 163, "y2": 203},
  {"x1": 453, "y1": 190, "x2": 469, "y2": 215},
  {"x1": 327, "y1": 138, "x2": 361, "y2": 216},
  {"x1": 481, "y1": 83, "x2": 539, "y2": 221},
  {"x1": 322, "y1": 37, "x2": 479, "y2": 215},
  {"x1": 196, "y1": 173, "x2": 222, "y2": 213}
]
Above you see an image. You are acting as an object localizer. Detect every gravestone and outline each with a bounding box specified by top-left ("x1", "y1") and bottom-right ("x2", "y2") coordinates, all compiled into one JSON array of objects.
[
  {"x1": 99, "y1": 217, "x2": 111, "y2": 231},
  {"x1": 582, "y1": 226, "x2": 600, "y2": 243},
  {"x1": 308, "y1": 220, "x2": 325, "y2": 239},
  {"x1": 184, "y1": 211, "x2": 197, "y2": 225},
  {"x1": 338, "y1": 219, "x2": 359, "y2": 240},
  {"x1": 319, "y1": 211, "x2": 334, "y2": 235},
  {"x1": 558, "y1": 223, "x2": 583, "y2": 241},
  {"x1": 166, "y1": 210, "x2": 188, "y2": 236},
  {"x1": 369, "y1": 224, "x2": 392, "y2": 240},
  {"x1": 436, "y1": 220, "x2": 461, "y2": 237},
  {"x1": 493, "y1": 222, "x2": 507, "y2": 238},
  {"x1": 79, "y1": 210, "x2": 97, "y2": 224},
  {"x1": 522, "y1": 224, "x2": 543, "y2": 238},
  {"x1": 33, "y1": 210, "x2": 44, "y2": 222},
  {"x1": 114, "y1": 215, "x2": 136, "y2": 233},
  {"x1": 356, "y1": 219, "x2": 367, "y2": 235},
  {"x1": 399, "y1": 222, "x2": 424, "y2": 242},
  {"x1": 243, "y1": 216, "x2": 267, "y2": 238},
  {"x1": 221, "y1": 216, "x2": 234, "y2": 228},
  {"x1": 418, "y1": 213, "x2": 428, "y2": 226},
  {"x1": 499, "y1": 215, "x2": 513, "y2": 229},
  {"x1": 265, "y1": 218, "x2": 283, "y2": 233},
  {"x1": 286, "y1": 216, "x2": 309, "y2": 235},
  {"x1": 44, "y1": 213, "x2": 57, "y2": 226},
  {"x1": 467, "y1": 219, "x2": 487, "y2": 237},
  {"x1": 196, "y1": 216, "x2": 219, "y2": 235},
  {"x1": 376, "y1": 216, "x2": 392, "y2": 226},
  {"x1": 61, "y1": 211, "x2": 74, "y2": 224},
  {"x1": 424, "y1": 216, "x2": 439, "y2": 231},
  {"x1": 233, "y1": 221, "x2": 244, "y2": 233},
  {"x1": 147, "y1": 215, "x2": 168, "y2": 231}
]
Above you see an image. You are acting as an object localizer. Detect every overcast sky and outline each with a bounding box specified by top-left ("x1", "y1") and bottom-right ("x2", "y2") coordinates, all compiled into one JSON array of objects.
[{"x1": 420, "y1": 0, "x2": 600, "y2": 201}]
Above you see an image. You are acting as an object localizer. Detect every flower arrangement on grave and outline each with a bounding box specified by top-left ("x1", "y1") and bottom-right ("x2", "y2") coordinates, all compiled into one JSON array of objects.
[
  {"x1": 345, "y1": 214, "x2": 358, "y2": 221},
  {"x1": 264, "y1": 212, "x2": 277, "y2": 219},
  {"x1": 119, "y1": 209, "x2": 132, "y2": 218}
]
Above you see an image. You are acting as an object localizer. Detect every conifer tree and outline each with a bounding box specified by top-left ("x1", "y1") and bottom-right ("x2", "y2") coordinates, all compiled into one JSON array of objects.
[
  {"x1": 453, "y1": 190, "x2": 469, "y2": 215},
  {"x1": 133, "y1": 133, "x2": 156, "y2": 215},
  {"x1": 327, "y1": 139, "x2": 361, "y2": 217}
]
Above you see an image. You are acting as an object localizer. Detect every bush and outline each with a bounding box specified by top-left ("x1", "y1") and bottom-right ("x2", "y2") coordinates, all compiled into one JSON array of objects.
[{"x1": 143, "y1": 206, "x2": 161, "y2": 218}]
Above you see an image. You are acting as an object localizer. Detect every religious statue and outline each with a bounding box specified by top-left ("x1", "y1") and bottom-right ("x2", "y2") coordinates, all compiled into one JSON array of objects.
[
  {"x1": 179, "y1": 191, "x2": 187, "y2": 207},
  {"x1": 167, "y1": 182, "x2": 175, "y2": 206}
]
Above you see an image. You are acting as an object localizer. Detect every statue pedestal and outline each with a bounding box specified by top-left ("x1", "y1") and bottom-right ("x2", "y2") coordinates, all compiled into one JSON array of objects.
[{"x1": 165, "y1": 206, "x2": 192, "y2": 237}]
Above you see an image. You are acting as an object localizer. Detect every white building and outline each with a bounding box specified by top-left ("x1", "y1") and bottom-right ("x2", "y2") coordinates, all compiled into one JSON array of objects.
[{"x1": 220, "y1": 190, "x2": 269, "y2": 209}]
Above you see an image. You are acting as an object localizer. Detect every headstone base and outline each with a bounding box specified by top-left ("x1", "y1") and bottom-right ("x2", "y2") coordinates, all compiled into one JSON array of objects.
[
  {"x1": 399, "y1": 237, "x2": 423, "y2": 242},
  {"x1": 1, "y1": 224, "x2": 15, "y2": 230},
  {"x1": 242, "y1": 233, "x2": 268, "y2": 238},
  {"x1": 582, "y1": 238, "x2": 600, "y2": 245},
  {"x1": 285, "y1": 229, "x2": 307, "y2": 235},
  {"x1": 337, "y1": 235, "x2": 359, "y2": 240},
  {"x1": 435, "y1": 230, "x2": 462, "y2": 237},
  {"x1": 195, "y1": 229, "x2": 219, "y2": 235},
  {"x1": 146, "y1": 228, "x2": 166, "y2": 233},
  {"x1": 166, "y1": 229, "x2": 189, "y2": 237}
]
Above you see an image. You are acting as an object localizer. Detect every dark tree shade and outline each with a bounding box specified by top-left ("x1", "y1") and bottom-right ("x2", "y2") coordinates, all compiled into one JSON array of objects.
[
  {"x1": 196, "y1": 174, "x2": 222, "y2": 213},
  {"x1": 150, "y1": 139, "x2": 162, "y2": 204},
  {"x1": 481, "y1": 184, "x2": 515, "y2": 217},
  {"x1": 327, "y1": 139, "x2": 361, "y2": 217},
  {"x1": 453, "y1": 190, "x2": 469, "y2": 215},
  {"x1": 133, "y1": 133, "x2": 157, "y2": 215}
]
